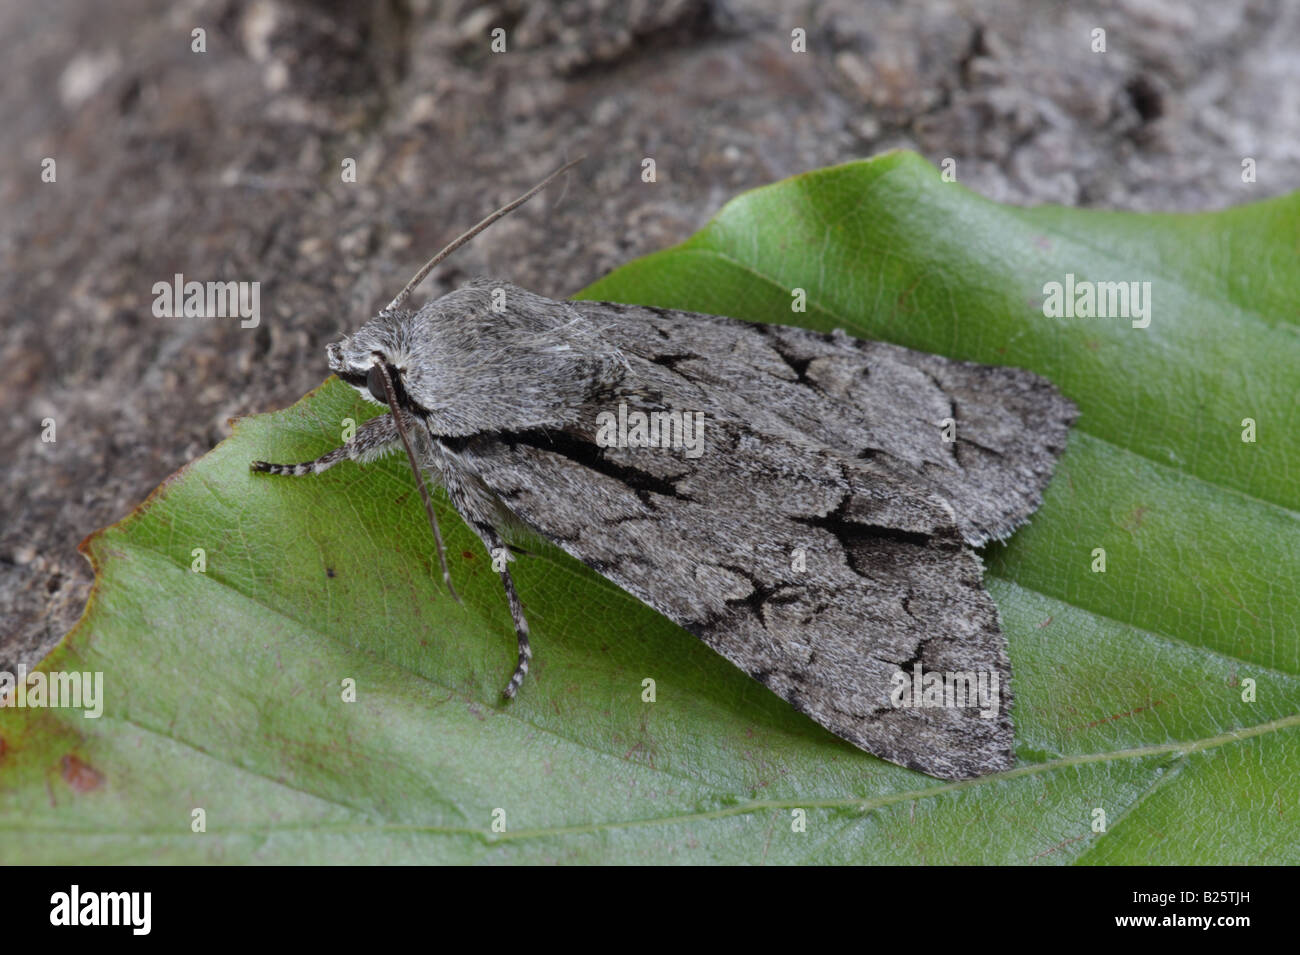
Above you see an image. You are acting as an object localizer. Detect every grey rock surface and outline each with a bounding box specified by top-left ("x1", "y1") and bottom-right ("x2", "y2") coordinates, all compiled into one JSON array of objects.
[{"x1": 2, "y1": 0, "x2": 1297, "y2": 670}]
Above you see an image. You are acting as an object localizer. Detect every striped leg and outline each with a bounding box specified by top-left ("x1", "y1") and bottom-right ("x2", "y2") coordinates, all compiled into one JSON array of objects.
[
  {"x1": 436, "y1": 456, "x2": 535, "y2": 699},
  {"x1": 474, "y1": 521, "x2": 532, "y2": 699},
  {"x1": 251, "y1": 413, "x2": 403, "y2": 476}
]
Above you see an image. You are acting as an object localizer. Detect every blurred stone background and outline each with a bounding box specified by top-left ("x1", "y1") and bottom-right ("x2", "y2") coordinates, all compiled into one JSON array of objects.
[{"x1": 2, "y1": 0, "x2": 1298, "y2": 671}]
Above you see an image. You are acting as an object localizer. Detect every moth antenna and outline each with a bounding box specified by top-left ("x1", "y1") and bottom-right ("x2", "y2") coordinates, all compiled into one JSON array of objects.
[
  {"x1": 384, "y1": 156, "x2": 585, "y2": 312},
  {"x1": 373, "y1": 359, "x2": 462, "y2": 605}
]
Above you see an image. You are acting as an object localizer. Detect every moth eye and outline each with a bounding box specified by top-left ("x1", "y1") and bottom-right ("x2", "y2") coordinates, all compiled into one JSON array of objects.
[{"x1": 366, "y1": 364, "x2": 388, "y2": 404}]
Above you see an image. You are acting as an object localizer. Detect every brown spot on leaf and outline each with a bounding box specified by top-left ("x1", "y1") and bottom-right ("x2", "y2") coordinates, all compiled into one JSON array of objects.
[
  {"x1": 60, "y1": 754, "x2": 104, "y2": 792},
  {"x1": 1119, "y1": 505, "x2": 1150, "y2": 533},
  {"x1": 461, "y1": 550, "x2": 475, "y2": 560},
  {"x1": 1082, "y1": 698, "x2": 1166, "y2": 729},
  {"x1": 326, "y1": 567, "x2": 336, "y2": 578},
  {"x1": 895, "y1": 276, "x2": 921, "y2": 314},
  {"x1": 1031, "y1": 832, "x2": 1088, "y2": 861}
]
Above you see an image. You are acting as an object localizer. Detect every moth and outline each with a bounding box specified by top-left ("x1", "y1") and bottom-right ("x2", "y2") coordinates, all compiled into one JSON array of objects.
[{"x1": 252, "y1": 159, "x2": 1076, "y2": 780}]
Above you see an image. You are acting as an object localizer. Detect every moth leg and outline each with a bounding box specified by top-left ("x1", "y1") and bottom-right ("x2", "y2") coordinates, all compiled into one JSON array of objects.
[
  {"x1": 430, "y1": 453, "x2": 534, "y2": 698},
  {"x1": 475, "y1": 520, "x2": 532, "y2": 700},
  {"x1": 250, "y1": 413, "x2": 403, "y2": 476}
]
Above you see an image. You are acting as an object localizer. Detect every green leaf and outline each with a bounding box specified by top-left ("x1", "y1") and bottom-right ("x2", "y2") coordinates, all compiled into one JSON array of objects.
[{"x1": 3, "y1": 151, "x2": 1296, "y2": 864}]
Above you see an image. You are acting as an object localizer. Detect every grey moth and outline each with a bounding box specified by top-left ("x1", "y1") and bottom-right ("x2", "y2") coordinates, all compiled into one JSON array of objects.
[{"x1": 252, "y1": 161, "x2": 1076, "y2": 780}]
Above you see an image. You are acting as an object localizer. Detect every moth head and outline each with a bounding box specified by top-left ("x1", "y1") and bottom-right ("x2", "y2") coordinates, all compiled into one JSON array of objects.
[
  {"x1": 327, "y1": 310, "x2": 418, "y2": 411},
  {"x1": 326, "y1": 159, "x2": 600, "y2": 431}
]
